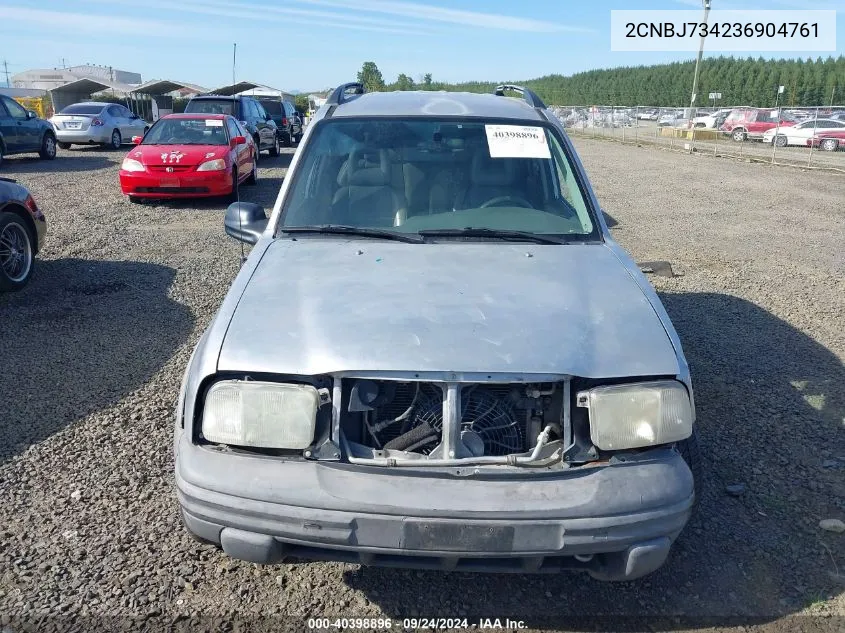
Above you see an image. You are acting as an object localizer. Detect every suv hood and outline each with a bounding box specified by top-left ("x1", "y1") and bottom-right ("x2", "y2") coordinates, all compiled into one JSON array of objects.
[{"x1": 217, "y1": 240, "x2": 679, "y2": 377}]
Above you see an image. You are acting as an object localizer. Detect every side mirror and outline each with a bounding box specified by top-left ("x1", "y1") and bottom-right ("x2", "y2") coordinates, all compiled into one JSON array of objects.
[
  {"x1": 225, "y1": 202, "x2": 268, "y2": 245},
  {"x1": 230, "y1": 135, "x2": 247, "y2": 146},
  {"x1": 132, "y1": 136, "x2": 143, "y2": 144},
  {"x1": 27, "y1": 110, "x2": 38, "y2": 119}
]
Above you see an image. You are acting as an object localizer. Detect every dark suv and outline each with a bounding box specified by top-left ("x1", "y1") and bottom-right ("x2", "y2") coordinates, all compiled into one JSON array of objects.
[
  {"x1": 184, "y1": 95, "x2": 279, "y2": 157},
  {"x1": 256, "y1": 97, "x2": 302, "y2": 146}
]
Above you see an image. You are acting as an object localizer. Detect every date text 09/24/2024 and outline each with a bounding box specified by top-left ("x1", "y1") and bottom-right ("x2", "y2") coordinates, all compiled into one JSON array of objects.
[{"x1": 306, "y1": 618, "x2": 528, "y2": 630}]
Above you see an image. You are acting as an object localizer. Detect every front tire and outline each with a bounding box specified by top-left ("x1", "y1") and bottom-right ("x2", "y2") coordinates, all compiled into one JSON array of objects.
[
  {"x1": 109, "y1": 129, "x2": 122, "y2": 150},
  {"x1": 0, "y1": 212, "x2": 35, "y2": 292},
  {"x1": 244, "y1": 157, "x2": 258, "y2": 185},
  {"x1": 128, "y1": 195, "x2": 143, "y2": 204},
  {"x1": 39, "y1": 133, "x2": 57, "y2": 159},
  {"x1": 58, "y1": 142, "x2": 72, "y2": 150},
  {"x1": 227, "y1": 168, "x2": 239, "y2": 202},
  {"x1": 820, "y1": 138, "x2": 839, "y2": 152},
  {"x1": 677, "y1": 428, "x2": 702, "y2": 510}
]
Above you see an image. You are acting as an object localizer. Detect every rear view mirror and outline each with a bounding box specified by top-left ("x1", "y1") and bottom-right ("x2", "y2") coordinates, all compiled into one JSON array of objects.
[
  {"x1": 132, "y1": 136, "x2": 143, "y2": 144},
  {"x1": 231, "y1": 135, "x2": 246, "y2": 146},
  {"x1": 225, "y1": 202, "x2": 268, "y2": 245}
]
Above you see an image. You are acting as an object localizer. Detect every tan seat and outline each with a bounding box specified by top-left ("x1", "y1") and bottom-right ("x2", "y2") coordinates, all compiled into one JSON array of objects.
[{"x1": 331, "y1": 149, "x2": 407, "y2": 227}]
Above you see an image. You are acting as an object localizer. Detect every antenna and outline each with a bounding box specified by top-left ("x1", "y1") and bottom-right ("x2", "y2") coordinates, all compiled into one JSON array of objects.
[{"x1": 233, "y1": 42, "x2": 246, "y2": 265}]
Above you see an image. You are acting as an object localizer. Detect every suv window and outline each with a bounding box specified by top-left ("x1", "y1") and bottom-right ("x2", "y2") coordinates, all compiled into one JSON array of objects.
[
  {"x1": 184, "y1": 98, "x2": 236, "y2": 117},
  {"x1": 254, "y1": 101, "x2": 268, "y2": 121},
  {"x1": 2, "y1": 96, "x2": 28, "y2": 120}
]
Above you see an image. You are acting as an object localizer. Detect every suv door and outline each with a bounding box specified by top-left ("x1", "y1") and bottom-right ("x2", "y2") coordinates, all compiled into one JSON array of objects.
[
  {"x1": 1, "y1": 96, "x2": 40, "y2": 151},
  {"x1": 252, "y1": 100, "x2": 274, "y2": 151}
]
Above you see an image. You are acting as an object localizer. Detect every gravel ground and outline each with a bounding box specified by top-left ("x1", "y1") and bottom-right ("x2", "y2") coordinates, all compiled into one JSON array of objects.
[{"x1": 0, "y1": 140, "x2": 843, "y2": 633}]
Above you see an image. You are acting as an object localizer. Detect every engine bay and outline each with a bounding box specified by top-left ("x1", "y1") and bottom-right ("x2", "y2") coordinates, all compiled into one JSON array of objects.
[{"x1": 339, "y1": 379, "x2": 568, "y2": 465}]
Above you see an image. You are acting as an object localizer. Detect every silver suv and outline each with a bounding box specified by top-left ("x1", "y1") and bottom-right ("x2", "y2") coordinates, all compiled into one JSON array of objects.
[{"x1": 174, "y1": 83, "x2": 700, "y2": 581}]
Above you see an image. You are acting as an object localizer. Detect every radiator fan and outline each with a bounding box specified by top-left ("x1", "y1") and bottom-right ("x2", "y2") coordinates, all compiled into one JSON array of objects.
[{"x1": 413, "y1": 388, "x2": 524, "y2": 456}]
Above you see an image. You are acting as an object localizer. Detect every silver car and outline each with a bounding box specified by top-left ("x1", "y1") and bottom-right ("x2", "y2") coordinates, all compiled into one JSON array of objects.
[
  {"x1": 175, "y1": 84, "x2": 700, "y2": 581},
  {"x1": 50, "y1": 102, "x2": 148, "y2": 150}
]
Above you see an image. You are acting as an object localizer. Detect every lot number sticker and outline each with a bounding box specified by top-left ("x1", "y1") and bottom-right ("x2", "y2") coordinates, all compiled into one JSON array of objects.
[
  {"x1": 205, "y1": 120, "x2": 224, "y2": 127},
  {"x1": 485, "y1": 125, "x2": 550, "y2": 159}
]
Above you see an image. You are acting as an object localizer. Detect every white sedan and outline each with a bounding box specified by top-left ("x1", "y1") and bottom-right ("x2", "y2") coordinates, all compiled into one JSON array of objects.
[{"x1": 762, "y1": 119, "x2": 845, "y2": 147}]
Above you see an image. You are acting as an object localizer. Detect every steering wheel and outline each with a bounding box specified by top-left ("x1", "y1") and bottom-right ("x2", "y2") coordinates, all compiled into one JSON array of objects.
[{"x1": 479, "y1": 195, "x2": 534, "y2": 209}]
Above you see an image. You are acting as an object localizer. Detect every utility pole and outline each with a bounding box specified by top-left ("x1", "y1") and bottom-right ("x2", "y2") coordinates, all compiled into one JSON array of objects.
[
  {"x1": 2, "y1": 60, "x2": 10, "y2": 88},
  {"x1": 689, "y1": 0, "x2": 713, "y2": 114}
]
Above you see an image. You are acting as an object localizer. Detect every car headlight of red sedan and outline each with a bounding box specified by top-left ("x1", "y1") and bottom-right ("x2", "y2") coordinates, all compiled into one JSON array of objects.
[
  {"x1": 121, "y1": 158, "x2": 145, "y2": 172},
  {"x1": 197, "y1": 159, "x2": 227, "y2": 172}
]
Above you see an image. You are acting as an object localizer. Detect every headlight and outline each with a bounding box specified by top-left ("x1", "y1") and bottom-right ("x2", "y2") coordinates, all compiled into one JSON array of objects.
[
  {"x1": 579, "y1": 380, "x2": 693, "y2": 451},
  {"x1": 121, "y1": 158, "x2": 145, "y2": 172},
  {"x1": 201, "y1": 380, "x2": 319, "y2": 449},
  {"x1": 197, "y1": 158, "x2": 226, "y2": 171}
]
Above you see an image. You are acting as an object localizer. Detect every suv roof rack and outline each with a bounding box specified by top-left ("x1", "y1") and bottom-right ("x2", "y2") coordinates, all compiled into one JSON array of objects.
[
  {"x1": 326, "y1": 82, "x2": 365, "y2": 106},
  {"x1": 494, "y1": 84, "x2": 547, "y2": 109}
]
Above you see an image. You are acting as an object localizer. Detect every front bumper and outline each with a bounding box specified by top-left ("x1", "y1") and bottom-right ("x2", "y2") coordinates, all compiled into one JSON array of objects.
[
  {"x1": 119, "y1": 170, "x2": 232, "y2": 198},
  {"x1": 54, "y1": 128, "x2": 111, "y2": 144},
  {"x1": 176, "y1": 434, "x2": 694, "y2": 581}
]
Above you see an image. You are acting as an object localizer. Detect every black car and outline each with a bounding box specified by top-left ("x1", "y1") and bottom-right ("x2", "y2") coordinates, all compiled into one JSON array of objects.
[
  {"x1": 0, "y1": 177, "x2": 46, "y2": 291},
  {"x1": 255, "y1": 97, "x2": 302, "y2": 146},
  {"x1": 0, "y1": 95, "x2": 57, "y2": 167},
  {"x1": 183, "y1": 95, "x2": 280, "y2": 157}
]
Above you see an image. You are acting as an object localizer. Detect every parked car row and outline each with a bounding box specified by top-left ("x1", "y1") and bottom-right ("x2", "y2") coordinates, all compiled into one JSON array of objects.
[
  {"x1": 546, "y1": 104, "x2": 845, "y2": 151},
  {"x1": 1, "y1": 93, "x2": 306, "y2": 168}
]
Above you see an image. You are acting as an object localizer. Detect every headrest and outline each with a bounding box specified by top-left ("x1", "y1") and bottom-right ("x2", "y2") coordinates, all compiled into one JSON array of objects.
[
  {"x1": 470, "y1": 151, "x2": 519, "y2": 186},
  {"x1": 338, "y1": 148, "x2": 391, "y2": 187}
]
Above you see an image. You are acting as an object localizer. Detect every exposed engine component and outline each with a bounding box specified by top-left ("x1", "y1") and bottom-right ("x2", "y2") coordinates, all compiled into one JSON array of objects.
[{"x1": 345, "y1": 380, "x2": 560, "y2": 459}]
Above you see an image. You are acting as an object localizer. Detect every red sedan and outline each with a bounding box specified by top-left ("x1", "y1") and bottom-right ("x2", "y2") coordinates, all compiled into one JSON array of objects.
[
  {"x1": 119, "y1": 114, "x2": 257, "y2": 202},
  {"x1": 807, "y1": 130, "x2": 845, "y2": 152}
]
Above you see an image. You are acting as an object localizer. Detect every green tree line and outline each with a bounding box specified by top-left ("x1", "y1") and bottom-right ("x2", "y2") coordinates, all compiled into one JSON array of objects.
[{"x1": 356, "y1": 56, "x2": 845, "y2": 107}]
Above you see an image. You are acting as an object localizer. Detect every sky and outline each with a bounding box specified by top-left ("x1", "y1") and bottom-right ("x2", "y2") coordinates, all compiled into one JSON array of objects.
[{"x1": 1, "y1": 0, "x2": 843, "y2": 93}]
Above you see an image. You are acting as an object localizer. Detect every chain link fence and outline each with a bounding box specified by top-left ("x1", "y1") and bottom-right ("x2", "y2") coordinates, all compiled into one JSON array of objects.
[{"x1": 551, "y1": 104, "x2": 845, "y2": 172}]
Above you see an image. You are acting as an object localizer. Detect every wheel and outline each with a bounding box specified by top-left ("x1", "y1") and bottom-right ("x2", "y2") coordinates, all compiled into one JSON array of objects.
[
  {"x1": 269, "y1": 134, "x2": 280, "y2": 157},
  {"x1": 731, "y1": 128, "x2": 747, "y2": 142},
  {"x1": 109, "y1": 129, "x2": 122, "y2": 150},
  {"x1": 773, "y1": 134, "x2": 788, "y2": 148},
  {"x1": 294, "y1": 131, "x2": 303, "y2": 143},
  {"x1": 39, "y1": 132, "x2": 57, "y2": 160},
  {"x1": 244, "y1": 157, "x2": 258, "y2": 185},
  {"x1": 281, "y1": 131, "x2": 292, "y2": 148},
  {"x1": 58, "y1": 142, "x2": 72, "y2": 150},
  {"x1": 820, "y1": 138, "x2": 839, "y2": 152},
  {"x1": 227, "y1": 168, "x2": 239, "y2": 202},
  {"x1": 0, "y1": 212, "x2": 35, "y2": 291},
  {"x1": 677, "y1": 428, "x2": 702, "y2": 511},
  {"x1": 128, "y1": 195, "x2": 143, "y2": 204}
]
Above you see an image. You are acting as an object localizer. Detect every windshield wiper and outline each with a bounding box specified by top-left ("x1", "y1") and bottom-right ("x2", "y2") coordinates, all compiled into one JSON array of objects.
[
  {"x1": 280, "y1": 225, "x2": 425, "y2": 243},
  {"x1": 417, "y1": 227, "x2": 569, "y2": 244}
]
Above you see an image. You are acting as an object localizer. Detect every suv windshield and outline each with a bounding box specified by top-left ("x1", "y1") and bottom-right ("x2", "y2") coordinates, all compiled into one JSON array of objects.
[
  {"x1": 184, "y1": 98, "x2": 235, "y2": 116},
  {"x1": 280, "y1": 118, "x2": 597, "y2": 239},
  {"x1": 142, "y1": 118, "x2": 228, "y2": 145}
]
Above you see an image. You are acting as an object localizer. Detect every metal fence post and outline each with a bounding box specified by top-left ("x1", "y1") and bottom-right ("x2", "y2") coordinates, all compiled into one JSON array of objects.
[
  {"x1": 807, "y1": 105, "x2": 820, "y2": 168},
  {"x1": 635, "y1": 105, "x2": 639, "y2": 144}
]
